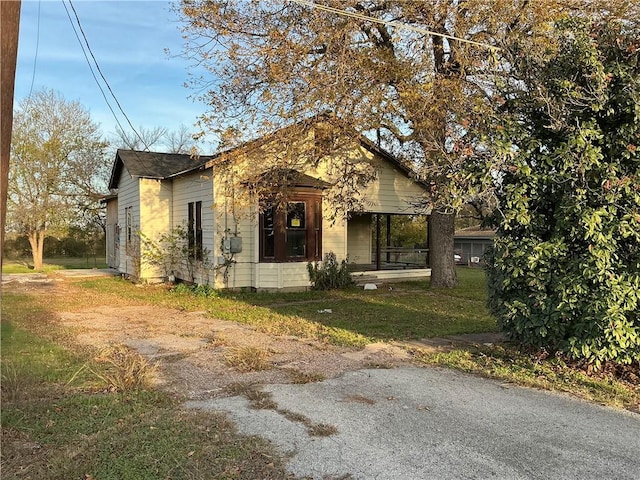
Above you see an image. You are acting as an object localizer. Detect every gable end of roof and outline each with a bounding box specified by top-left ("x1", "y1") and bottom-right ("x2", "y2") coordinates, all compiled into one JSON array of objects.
[{"x1": 108, "y1": 149, "x2": 214, "y2": 189}]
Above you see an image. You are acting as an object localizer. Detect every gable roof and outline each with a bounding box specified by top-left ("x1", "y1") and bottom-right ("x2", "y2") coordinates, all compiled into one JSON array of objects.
[
  {"x1": 108, "y1": 118, "x2": 425, "y2": 191},
  {"x1": 204, "y1": 114, "x2": 424, "y2": 187},
  {"x1": 108, "y1": 149, "x2": 214, "y2": 189}
]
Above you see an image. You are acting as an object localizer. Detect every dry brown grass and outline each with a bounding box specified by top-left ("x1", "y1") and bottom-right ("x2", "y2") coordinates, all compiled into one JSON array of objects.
[
  {"x1": 90, "y1": 345, "x2": 159, "y2": 391},
  {"x1": 308, "y1": 423, "x2": 339, "y2": 437},
  {"x1": 287, "y1": 369, "x2": 326, "y2": 384},
  {"x1": 224, "y1": 346, "x2": 272, "y2": 373},
  {"x1": 223, "y1": 383, "x2": 339, "y2": 437}
]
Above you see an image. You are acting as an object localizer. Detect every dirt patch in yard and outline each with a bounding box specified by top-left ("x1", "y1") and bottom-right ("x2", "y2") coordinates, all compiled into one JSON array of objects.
[{"x1": 57, "y1": 302, "x2": 411, "y2": 400}]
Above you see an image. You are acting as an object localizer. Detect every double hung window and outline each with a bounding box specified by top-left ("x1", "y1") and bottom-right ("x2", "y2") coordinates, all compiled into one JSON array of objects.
[{"x1": 188, "y1": 201, "x2": 203, "y2": 260}]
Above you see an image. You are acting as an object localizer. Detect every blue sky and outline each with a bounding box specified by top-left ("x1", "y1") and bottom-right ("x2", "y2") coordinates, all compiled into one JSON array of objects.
[{"x1": 16, "y1": 0, "x2": 206, "y2": 143}]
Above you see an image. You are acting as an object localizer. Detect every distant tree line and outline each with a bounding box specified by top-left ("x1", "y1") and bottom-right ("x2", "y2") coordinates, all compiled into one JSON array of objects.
[{"x1": 4, "y1": 225, "x2": 105, "y2": 261}]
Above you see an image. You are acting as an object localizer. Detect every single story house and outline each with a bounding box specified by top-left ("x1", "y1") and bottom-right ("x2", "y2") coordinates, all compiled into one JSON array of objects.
[{"x1": 104, "y1": 121, "x2": 431, "y2": 290}]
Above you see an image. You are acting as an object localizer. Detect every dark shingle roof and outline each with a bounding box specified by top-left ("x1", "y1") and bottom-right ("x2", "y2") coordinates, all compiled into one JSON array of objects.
[
  {"x1": 109, "y1": 149, "x2": 215, "y2": 189},
  {"x1": 454, "y1": 226, "x2": 496, "y2": 239}
]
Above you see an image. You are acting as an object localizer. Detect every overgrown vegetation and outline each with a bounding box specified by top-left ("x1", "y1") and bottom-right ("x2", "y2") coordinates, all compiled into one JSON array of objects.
[
  {"x1": 487, "y1": 19, "x2": 640, "y2": 366},
  {"x1": 140, "y1": 224, "x2": 213, "y2": 284},
  {"x1": 307, "y1": 252, "x2": 355, "y2": 290},
  {"x1": 89, "y1": 345, "x2": 159, "y2": 391}
]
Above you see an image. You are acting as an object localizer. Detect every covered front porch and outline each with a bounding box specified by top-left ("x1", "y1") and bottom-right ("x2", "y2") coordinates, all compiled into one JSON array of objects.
[{"x1": 346, "y1": 212, "x2": 431, "y2": 283}]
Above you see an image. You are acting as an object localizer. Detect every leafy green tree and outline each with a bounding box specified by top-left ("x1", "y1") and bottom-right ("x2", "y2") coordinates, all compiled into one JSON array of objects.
[
  {"x1": 486, "y1": 19, "x2": 640, "y2": 365},
  {"x1": 8, "y1": 90, "x2": 108, "y2": 270}
]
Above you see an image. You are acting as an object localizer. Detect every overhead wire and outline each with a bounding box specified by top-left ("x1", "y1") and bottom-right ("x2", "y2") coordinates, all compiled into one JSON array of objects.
[
  {"x1": 28, "y1": 0, "x2": 42, "y2": 97},
  {"x1": 61, "y1": 0, "x2": 126, "y2": 136},
  {"x1": 61, "y1": 0, "x2": 154, "y2": 182},
  {"x1": 289, "y1": 0, "x2": 501, "y2": 51},
  {"x1": 65, "y1": 0, "x2": 151, "y2": 151}
]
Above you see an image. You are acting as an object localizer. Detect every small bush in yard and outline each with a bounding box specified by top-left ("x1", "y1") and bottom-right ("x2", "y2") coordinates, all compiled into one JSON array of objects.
[{"x1": 307, "y1": 252, "x2": 354, "y2": 290}]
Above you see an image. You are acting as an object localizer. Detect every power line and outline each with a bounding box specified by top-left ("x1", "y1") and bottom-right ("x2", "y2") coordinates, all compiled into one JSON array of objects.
[
  {"x1": 61, "y1": 0, "x2": 155, "y2": 182},
  {"x1": 290, "y1": 0, "x2": 501, "y2": 51},
  {"x1": 28, "y1": 0, "x2": 42, "y2": 97},
  {"x1": 60, "y1": 0, "x2": 128, "y2": 137},
  {"x1": 63, "y1": 0, "x2": 151, "y2": 151}
]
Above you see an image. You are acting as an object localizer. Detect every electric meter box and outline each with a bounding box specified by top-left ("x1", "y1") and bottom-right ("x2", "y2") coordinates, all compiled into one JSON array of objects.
[{"x1": 229, "y1": 237, "x2": 242, "y2": 253}]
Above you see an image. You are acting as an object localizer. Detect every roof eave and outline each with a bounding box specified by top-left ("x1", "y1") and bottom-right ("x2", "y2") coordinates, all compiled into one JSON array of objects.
[{"x1": 107, "y1": 154, "x2": 124, "y2": 190}]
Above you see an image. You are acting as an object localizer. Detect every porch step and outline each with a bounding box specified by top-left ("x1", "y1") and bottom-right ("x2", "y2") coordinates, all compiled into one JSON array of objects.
[
  {"x1": 351, "y1": 268, "x2": 431, "y2": 286},
  {"x1": 351, "y1": 274, "x2": 378, "y2": 286}
]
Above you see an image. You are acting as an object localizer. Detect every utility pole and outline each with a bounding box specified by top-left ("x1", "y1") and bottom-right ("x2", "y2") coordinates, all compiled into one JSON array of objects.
[{"x1": 1, "y1": 0, "x2": 21, "y2": 271}]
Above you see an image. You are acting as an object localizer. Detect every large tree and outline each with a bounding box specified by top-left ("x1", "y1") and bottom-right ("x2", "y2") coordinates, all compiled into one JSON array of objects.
[
  {"x1": 8, "y1": 90, "x2": 108, "y2": 270},
  {"x1": 486, "y1": 18, "x2": 640, "y2": 365},
  {"x1": 177, "y1": 0, "x2": 585, "y2": 287}
]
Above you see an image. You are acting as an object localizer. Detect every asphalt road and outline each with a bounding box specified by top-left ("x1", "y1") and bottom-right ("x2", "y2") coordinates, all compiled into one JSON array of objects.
[{"x1": 187, "y1": 366, "x2": 640, "y2": 480}]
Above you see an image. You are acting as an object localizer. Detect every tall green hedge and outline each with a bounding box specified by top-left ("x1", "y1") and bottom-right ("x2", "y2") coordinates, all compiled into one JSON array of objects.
[{"x1": 486, "y1": 19, "x2": 640, "y2": 366}]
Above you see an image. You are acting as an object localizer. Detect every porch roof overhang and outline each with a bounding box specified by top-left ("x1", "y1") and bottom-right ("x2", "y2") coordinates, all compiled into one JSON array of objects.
[{"x1": 243, "y1": 168, "x2": 332, "y2": 190}]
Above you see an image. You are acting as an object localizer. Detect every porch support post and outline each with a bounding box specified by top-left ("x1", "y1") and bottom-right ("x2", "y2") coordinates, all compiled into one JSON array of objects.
[
  {"x1": 386, "y1": 214, "x2": 391, "y2": 264},
  {"x1": 426, "y1": 215, "x2": 431, "y2": 268},
  {"x1": 375, "y1": 214, "x2": 381, "y2": 271}
]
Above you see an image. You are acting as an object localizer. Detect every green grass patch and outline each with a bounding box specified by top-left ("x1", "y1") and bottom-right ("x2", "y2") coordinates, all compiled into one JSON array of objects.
[
  {"x1": 76, "y1": 273, "x2": 496, "y2": 347},
  {"x1": 414, "y1": 345, "x2": 640, "y2": 412},
  {"x1": 1, "y1": 321, "x2": 98, "y2": 401},
  {"x1": 2, "y1": 256, "x2": 107, "y2": 273},
  {"x1": 2, "y1": 389, "x2": 288, "y2": 479}
]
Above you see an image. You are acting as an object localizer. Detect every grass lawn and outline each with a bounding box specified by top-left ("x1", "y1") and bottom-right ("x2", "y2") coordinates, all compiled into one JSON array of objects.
[
  {"x1": 77, "y1": 267, "x2": 497, "y2": 347},
  {"x1": 2, "y1": 256, "x2": 107, "y2": 273}
]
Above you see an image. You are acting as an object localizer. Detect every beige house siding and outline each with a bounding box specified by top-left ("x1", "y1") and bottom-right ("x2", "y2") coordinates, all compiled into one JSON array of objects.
[
  {"x1": 211, "y1": 181, "x2": 258, "y2": 290},
  {"x1": 139, "y1": 178, "x2": 172, "y2": 280},
  {"x1": 254, "y1": 263, "x2": 311, "y2": 291},
  {"x1": 205, "y1": 144, "x2": 426, "y2": 290},
  {"x1": 214, "y1": 212, "x2": 248, "y2": 289},
  {"x1": 104, "y1": 198, "x2": 119, "y2": 268},
  {"x1": 172, "y1": 169, "x2": 215, "y2": 284},
  {"x1": 109, "y1": 132, "x2": 427, "y2": 290},
  {"x1": 353, "y1": 147, "x2": 425, "y2": 215},
  {"x1": 347, "y1": 213, "x2": 372, "y2": 264},
  {"x1": 116, "y1": 169, "x2": 140, "y2": 277}
]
